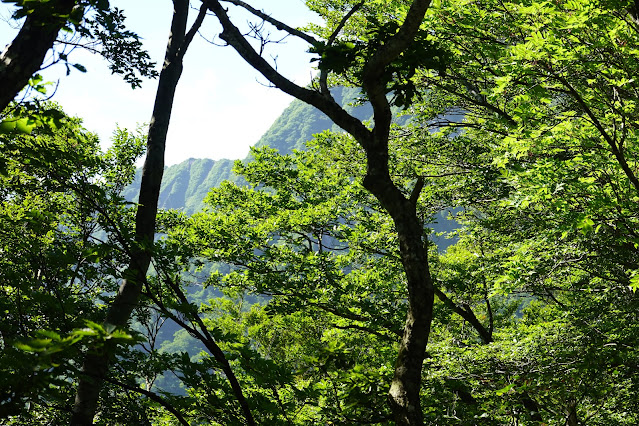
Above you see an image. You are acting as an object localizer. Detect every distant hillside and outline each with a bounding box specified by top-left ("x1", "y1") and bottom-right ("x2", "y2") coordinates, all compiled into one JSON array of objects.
[
  {"x1": 125, "y1": 87, "x2": 373, "y2": 214},
  {"x1": 122, "y1": 158, "x2": 236, "y2": 215}
]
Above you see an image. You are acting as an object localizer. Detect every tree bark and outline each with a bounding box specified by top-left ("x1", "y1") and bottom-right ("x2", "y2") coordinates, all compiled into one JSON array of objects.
[
  {"x1": 565, "y1": 399, "x2": 579, "y2": 426},
  {"x1": 359, "y1": 147, "x2": 434, "y2": 426},
  {"x1": 70, "y1": 1, "x2": 203, "y2": 423},
  {"x1": 0, "y1": 0, "x2": 76, "y2": 112}
]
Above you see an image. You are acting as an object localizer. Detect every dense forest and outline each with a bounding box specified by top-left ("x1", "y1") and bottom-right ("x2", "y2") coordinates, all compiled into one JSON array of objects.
[{"x1": 1, "y1": 0, "x2": 639, "y2": 425}]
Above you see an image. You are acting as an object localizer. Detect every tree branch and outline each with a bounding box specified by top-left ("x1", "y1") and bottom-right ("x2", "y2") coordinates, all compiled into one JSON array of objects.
[
  {"x1": 162, "y1": 273, "x2": 257, "y2": 425},
  {"x1": 433, "y1": 286, "x2": 492, "y2": 344},
  {"x1": 362, "y1": 0, "x2": 432, "y2": 142},
  {"x1": 178, "y1": 1, "x2": 209, "y2": 60},
  {"x1": 220, "y1": 0, "x2": 319, "y2": 45},
  {"x1": 0, "y1": 0, "x2": 77, "y2": 112},
  {"x1": 409, "y1": 177, "x2": 424, "y2": 206},
  {"x1": 203, "y1": 0, "x2": 372, "y2": 145},
  {"x1": 101, "y1": 376, "x2": 190, "y2": 426},
  {"x1": 320, "y1": 1, "x2": 365, "y2": 95},
  {"x1": 554, "y1": 73, "x2": 639, "y2": 193}
]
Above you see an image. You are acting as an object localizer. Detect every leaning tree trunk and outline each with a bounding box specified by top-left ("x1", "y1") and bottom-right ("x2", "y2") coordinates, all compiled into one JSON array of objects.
[
  {"x1": 0, "y1": 0, "x2": 76, "y2": 112},
  {"x1": 70, "y1": 1, "x2": 205, "y2": 423}
]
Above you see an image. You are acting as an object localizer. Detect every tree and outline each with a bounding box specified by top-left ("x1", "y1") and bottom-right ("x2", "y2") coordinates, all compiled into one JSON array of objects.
[
  {"x1": 0, "y1": 105, "x2": 145, "y2": 422},
  {"x1": 401, "y1": 0, "x2": 639, "y2": 421},
  {"x1": 193, "y1": 0, "x2": 639, "y2": 422},
  {"x1": 202, "y1": 1, "x2": 444, "y2": 422},
  {"x1": 6, "y1": 0, "x2": 639, "y2": 423}
]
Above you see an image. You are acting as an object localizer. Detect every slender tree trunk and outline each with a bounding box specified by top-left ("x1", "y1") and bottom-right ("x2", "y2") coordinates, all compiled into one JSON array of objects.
[
  {"x1": 70, "y1": 1, "x2": 200, "y2": 423},
  {"x1": 0, "y1": 0, "x2": 76, "y2": 112}
]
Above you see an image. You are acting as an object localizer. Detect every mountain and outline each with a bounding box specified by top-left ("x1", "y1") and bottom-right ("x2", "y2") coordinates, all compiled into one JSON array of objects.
[
  {"x1": 124, "y1": 87, "x2": 373, "y2": 214},
  {"x1": 122, "y1": 158, "x2": 235, "y2": 215}
]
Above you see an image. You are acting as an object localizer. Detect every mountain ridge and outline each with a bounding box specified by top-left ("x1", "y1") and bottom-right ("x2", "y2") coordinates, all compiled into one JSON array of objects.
[{"x1": 124, "y1": 87, "x2": 373, "y2": 214}]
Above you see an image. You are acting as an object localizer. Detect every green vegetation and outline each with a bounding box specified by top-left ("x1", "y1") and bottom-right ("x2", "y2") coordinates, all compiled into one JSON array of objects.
[
  {"x1": 0, "y1": 106, "x2": 145, "y2": 421},
  {"x1": 2, "y1": 0, "x2": 639, "y2": 424}
]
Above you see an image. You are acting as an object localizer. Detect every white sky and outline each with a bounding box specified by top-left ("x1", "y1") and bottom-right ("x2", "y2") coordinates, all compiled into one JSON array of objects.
[{"x1": 1, "y1": 1, "x2": 319, "y2": 165}]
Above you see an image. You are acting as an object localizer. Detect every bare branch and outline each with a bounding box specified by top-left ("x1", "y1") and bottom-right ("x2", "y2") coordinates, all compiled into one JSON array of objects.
[{"x1": 220, "y1": 0, "x2": 319, "y2": 45}]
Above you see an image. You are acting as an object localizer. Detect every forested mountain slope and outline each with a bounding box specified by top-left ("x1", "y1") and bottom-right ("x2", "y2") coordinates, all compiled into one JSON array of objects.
[{"x1": 122, "y1": 157, "x2": 235, "y2": 215}]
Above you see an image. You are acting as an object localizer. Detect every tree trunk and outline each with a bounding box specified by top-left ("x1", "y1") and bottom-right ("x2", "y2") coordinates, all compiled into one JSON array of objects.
[
  {"x1": 362, "y1": 147, "x2": 434, "y2": 426},
  {"x1": 565, "y1": 399, "x2": 579, "y2": 426},
  {"x1": 70, "y1": 1, "x2": 197, "y2": 423},
  {"x1": 0, "y1": 0, "x2": 76, "y2": 112}
]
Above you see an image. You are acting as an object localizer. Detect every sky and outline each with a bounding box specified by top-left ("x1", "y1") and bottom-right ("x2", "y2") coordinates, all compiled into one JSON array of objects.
[{"x1": 1, "y1": 1, "x2": 319, "y2": 165}]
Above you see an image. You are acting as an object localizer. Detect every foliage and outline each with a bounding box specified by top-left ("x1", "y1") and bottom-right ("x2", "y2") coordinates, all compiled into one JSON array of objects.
[
  {"x1": 145, "y1": 140, "x2": 403, "y2": 424},
  {"x1": 3, "y1": 0, "x2": 157, "y2": 88},
  {"x1": 4, "y1": 0, "x2": 639, "y2": 423},
  {"x1": 403, "y1": 0, "x2": 639, "y2": 422},
  {"x1": 83, "y1": 5, "x2": 158, "y2": 87},
  {"x1": 0, "y1": 104, "x2": 145, "y2": 421},
  {"x1": 308, "y1": 2, "x2": 448, "y2": 107}
]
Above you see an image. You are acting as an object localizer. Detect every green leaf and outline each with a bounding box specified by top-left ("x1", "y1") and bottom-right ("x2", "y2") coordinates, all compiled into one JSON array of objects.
[
  {"x1": 0, "y1": 117, "x2": 35, "y2": 134},
  {"x1": 495, "y1": 382, "x2": 515, "y2": 396},
  {"x1": 576, "y1": 215, "x2": 594, "y2": 234}
]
